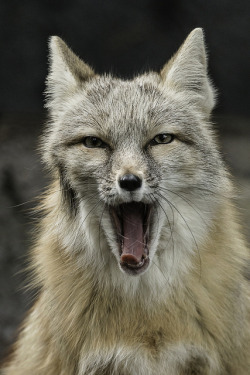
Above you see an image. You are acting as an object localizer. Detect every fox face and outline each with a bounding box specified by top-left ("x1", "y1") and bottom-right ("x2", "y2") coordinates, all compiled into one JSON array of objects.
[{"x1": 43, "y1": 29, "x2": 230, "y2": 279}]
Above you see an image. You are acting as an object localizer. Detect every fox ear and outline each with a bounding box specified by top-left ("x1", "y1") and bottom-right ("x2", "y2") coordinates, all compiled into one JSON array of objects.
[
  {"x1": 160, "y1": 28, "x2": 215, "y2": 114},
  {"x1": 46, "y1": 36, "x2": 95, "y2": 115}
]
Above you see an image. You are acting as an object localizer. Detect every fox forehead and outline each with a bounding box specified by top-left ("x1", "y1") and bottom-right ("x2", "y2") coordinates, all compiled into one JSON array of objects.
[{"x1": 60, "y1": 75, "x2": 197, "y2": 145}]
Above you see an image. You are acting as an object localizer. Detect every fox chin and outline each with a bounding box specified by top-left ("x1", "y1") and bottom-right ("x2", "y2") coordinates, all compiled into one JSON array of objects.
[{"x1": 2, "y1": 28, "x2": 250, "y2": 375}]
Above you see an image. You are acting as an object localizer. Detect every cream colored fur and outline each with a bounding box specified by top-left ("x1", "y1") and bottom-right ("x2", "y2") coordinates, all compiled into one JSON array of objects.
[{"x1": 2, "y1": 28, "x2": 250, "y2": 375}]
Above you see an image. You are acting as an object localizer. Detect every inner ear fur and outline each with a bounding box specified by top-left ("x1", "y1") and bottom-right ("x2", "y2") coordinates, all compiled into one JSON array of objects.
[
  {"x1": 50, "y1": 37, "x2": 95, "y2": 83},
  {"x1": 45, "y1": 36, "x2": 95, "y2": 114},
  {"x1": 160, "y1": 28, "x2": 216, "y2": 114}
]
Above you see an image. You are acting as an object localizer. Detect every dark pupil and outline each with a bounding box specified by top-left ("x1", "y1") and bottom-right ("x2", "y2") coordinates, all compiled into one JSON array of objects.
[
  {"x1": 160, "y1": 134, "x2": 167, "y2": 142},
  {"x1": 90, "y1": 137, "x2": 100, "y2": 146},
  {"x1": 91, "y1": 137, "x2": 98, "y2": 145},
  {"x1": 157, "y1": 134, "x2": 170, "y2": 143}
]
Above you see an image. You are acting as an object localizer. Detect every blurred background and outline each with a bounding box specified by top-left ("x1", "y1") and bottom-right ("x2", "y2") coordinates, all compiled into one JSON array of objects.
[{"x1": 0, "y1": 0, "x2": 250, "y2": 362}]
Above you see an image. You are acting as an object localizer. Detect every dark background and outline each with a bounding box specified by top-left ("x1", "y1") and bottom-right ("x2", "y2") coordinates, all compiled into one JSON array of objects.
[
  {"x1": 0, "y1": 0, "x2": 250, "y2": 362},
  {"x1": 1, "y1": 0, "x2": 250, "y2": 115}
]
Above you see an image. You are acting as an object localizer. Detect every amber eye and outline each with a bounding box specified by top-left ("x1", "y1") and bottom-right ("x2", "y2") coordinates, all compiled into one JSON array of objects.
[
  {"x1": 150, "y1": 133, "x2": 174, "y2": 145},
  {"x1": 82, "y1": 136, "x2": 106, "y2": 148}
]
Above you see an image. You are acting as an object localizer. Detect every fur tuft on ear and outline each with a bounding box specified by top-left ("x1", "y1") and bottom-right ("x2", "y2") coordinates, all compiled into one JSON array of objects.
[
  {"x1": 45, "y1": 36, "x2": 95, "y2": 116},
  {"x1": 160, "y1": 28, "x2": 216, "y2": 114}
]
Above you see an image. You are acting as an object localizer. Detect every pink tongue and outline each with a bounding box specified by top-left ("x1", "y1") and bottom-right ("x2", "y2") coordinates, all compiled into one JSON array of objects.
[{"x1": 120, "y1": 204, "x2": 145, "y2": 265}]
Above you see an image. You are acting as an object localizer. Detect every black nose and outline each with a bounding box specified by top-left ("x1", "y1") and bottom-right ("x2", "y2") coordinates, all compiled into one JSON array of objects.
[{"x1": 119, "y1": 174, "x2": 142, "y2": 192}]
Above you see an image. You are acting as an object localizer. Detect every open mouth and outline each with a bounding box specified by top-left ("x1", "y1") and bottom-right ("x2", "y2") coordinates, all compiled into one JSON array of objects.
[{"x1": 110, "y1": 202, "x2": 152, "y2": 275}]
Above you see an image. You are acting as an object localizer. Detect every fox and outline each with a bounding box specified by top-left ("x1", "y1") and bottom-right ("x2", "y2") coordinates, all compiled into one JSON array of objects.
[{"x1": 1, "y1": 28, "x2": 250, "y2": 375}]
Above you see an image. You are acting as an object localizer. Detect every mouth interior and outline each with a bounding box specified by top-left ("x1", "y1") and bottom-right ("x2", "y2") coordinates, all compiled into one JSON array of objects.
[{"x1": 110, "y1": 202, "x2": 151, "y2": 273}]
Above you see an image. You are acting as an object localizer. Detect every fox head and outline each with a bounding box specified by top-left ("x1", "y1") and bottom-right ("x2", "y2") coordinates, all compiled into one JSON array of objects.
[{"x1": 42, "y1": 29, "x2": 231, "y2": 285}]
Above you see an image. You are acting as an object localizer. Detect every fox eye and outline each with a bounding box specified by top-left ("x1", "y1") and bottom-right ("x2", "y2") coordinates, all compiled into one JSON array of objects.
[
  {"x1": 82, "y1": 136, "x2": 106, "y2": 148},
  {"x1": 150, "y1": 133, "x2": 174, "y2": 146}
]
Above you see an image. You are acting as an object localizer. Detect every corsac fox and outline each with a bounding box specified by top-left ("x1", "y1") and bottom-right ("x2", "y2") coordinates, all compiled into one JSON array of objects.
[{"x1": 2, "y1": 28, "x2": 250, "y2": 374}]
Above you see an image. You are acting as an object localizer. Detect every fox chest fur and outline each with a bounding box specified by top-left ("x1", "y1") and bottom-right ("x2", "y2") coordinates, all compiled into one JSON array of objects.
[{"x1": 2, "y1": 29, "x2": 250, "y2": 375}]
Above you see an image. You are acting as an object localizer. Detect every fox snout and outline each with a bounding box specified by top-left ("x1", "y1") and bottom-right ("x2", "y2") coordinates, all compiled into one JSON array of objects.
[{"x1": 115, "y1": 169, "x2": 146, "y2": 202}]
